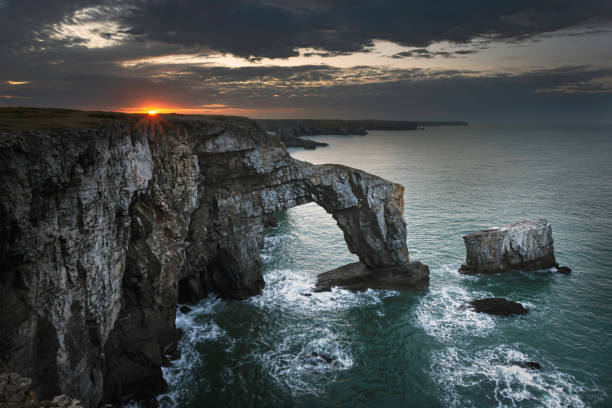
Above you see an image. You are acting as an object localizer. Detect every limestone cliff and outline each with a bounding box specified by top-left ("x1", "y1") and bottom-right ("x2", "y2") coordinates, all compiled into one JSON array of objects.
[
  {"x1": 459, "y1": 219, "x2": 558, "y2": 274},
  {"x1": 0, "y1": 114, "x2": 426, "y2": 406}
]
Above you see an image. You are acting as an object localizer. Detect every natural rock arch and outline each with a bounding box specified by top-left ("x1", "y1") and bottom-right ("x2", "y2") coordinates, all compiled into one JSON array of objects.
[
  {"x1": 177, "y1": 136, "x2": 415, "y2": 301},
  {"x1": 0, "y1": 116, "x2": 428, "y2": 406}
]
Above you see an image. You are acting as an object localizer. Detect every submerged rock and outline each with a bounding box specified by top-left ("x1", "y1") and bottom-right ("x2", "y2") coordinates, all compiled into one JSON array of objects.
[
  {"x1": 459, "y1": 219, "x2": 559, "y2": 274},
  {"x1": 468, "y1": 298, "x2": 529, "y2": 316},
  {"x1": 314, "y1": 261, "x2": 430, "y2": 292},
  {"x1": 557, "y1": 266, "x2": 572, "y2": 274},
  {"x1": 510, "y1": 361, "x2": 542, "y2": 370},
  {"x1": 179, "y1": 306, "x2": 192, "y2": 314},
  {"x1": 310, "y1": 352, "x2": 334, "y2": 364}
]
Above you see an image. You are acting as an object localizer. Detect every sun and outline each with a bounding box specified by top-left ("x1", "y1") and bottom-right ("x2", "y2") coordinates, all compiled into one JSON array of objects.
[{"x1": 147, "y1": 110, "x2": 158, "y2": 116}]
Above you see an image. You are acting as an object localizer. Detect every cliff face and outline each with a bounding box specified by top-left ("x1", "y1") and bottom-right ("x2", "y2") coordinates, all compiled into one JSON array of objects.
[
  {"x1": 0, "y1": 115, "x2": 424, "y2": 406},
  {"x1": 256, "y1": 119, "x2": 421, "y2": 150},
  {"x1": 459, "y1": 219, "x2": 557, "y2": 274}
]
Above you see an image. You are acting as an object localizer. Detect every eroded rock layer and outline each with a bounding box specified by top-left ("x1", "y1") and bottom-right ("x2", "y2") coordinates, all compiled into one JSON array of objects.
[
  {"x1": 459, "y1": 219, "x2": 557, "y2": 274},
  {"x1": 0, "y1": 115, "x2": 424, "y2": 406},
  {"x1": 314, "y1": 261, "x2": 429, "y2": 292}
]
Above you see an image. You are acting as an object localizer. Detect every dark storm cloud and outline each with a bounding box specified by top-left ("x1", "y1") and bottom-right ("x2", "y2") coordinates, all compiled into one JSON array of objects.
[
  {"x1": 2, "y1": 0, "x2": 611, "y2": 60},
  {"x1": 0, "y1": 0, "x2": 610, "y2": 120},
  {"x1": 392, "y1": 49, "x2": 478, "y2": 59},
  {"x1": 454, "y1": 50, "x2": 478, "y2": 55},
  {"x1": 119, "y1": 0, "x2": 612, "y2": 58}
]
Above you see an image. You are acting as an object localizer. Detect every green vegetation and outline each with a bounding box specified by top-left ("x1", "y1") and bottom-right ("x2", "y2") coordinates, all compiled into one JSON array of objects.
[{"x1": 0, "y1": 107, "x2": 134, "y2": 131}]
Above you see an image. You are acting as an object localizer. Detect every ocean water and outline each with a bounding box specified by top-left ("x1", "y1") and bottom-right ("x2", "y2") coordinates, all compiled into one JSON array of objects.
[{"x1": 159, "y1": 123, "x2": 612, "y2": 408}]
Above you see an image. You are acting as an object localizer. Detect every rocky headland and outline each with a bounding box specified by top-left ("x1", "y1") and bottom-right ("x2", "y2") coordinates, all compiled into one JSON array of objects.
[
  {"x1": 257, "y1": 119, "x2": 467, "y2": 149},
  {"x1": 0, "y1": 108, "x2": 427, "y2": 406}
]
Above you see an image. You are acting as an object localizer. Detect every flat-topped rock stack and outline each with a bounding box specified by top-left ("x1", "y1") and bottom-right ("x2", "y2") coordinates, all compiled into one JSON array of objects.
[{"x1": 459, "y1": 219, "x2": 562, "y2": 274}]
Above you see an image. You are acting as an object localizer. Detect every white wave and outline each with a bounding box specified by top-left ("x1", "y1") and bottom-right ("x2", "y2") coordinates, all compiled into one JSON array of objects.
[
  {"x1": 430, "y1": 345, "x2": 604, "y2": 408},
  {"x1": 158, "y1": 297, "x2": 232, "y2": 408},
  {"x1": 415, "y1": 283, "x2": 495, "y2": 343},
  {"x1": 248, "y1": 267, "x2": 398, "y2": 313},
  {"x1": 262, "y1": 234, "x2": 286, "y2": 250},
  {"x1": 253, "y1": 327, "x2": 353, "y2": 396}
]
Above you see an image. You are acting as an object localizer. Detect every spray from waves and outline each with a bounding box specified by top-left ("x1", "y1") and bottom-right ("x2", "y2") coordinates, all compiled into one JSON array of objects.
[
  {"x1": 158, "y1": 231, "x2": 399, "y2": 405},
  {"x1": 248, "y1": 267, "x2": 399, "y2": 313},
  {"x1": 415, "y1": 267, "x2": 496, "y2": 343},
  {"x1": 253, "y1": 326, "x2": 354, "y2": 396},
  {"x1": 158, "y1": 297, "x2": 230, "y2": 408},
  {"x1": 430, "y1": 344, "x2": 605, "y2": 408},
  {"x1": 245, "y1": 267, "x2": 396, "y2": 395}
]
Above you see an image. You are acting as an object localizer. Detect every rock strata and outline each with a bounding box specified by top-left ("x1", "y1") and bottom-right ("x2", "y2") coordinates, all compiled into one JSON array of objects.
[
  {"x1": 314, "y1": 261, "x2": 429, "y2": 292},
  {"x1": 0, "y1": 112, "x2": 424, "y2": 406},
  {"x1": 468, "y1": 298, "x2": 529, "y2": 316},
  {"x1": 0, "y1": 372, "x2": 35, "y2": 407},
  {"x1": 459, "y1": 219, "x2": 559, "y2": 274}
]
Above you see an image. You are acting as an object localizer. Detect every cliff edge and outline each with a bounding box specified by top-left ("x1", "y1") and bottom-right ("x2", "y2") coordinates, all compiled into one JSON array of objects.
[{"x1": 0, "y1": 110, "x2": 426, "y2": 406}]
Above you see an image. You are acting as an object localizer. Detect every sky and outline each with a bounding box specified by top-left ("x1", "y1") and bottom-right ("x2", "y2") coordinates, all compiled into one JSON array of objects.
[{"x1": 1, "y1": 0, "x2": 611, "y2": 121}]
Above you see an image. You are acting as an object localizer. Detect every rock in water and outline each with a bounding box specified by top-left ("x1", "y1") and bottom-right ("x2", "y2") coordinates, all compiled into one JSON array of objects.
[
  {"x1": 510, "y1": 361, "x2": 542, "y2": 370},
  {"x1": 557, "y1": 266, "x2": 572, "y2": 274},
  {"x1": 315, "y1": 261, "x2": 429, "y2": 292},
  {"x1": 459, "y1": 219, "x2": 558, "y2": 274},
  {"x1": 179, "y1": 306, "x2": 192, "y2": 314},
  {"x1": 468, "y1": 298, "x2": 529, "y2": 316},
  {"x1": 310, "y1": 352, "x2": 334, "y2": 364},
  {"x1": 262, "y1": 214, "x2": 278, "y2": 228}
]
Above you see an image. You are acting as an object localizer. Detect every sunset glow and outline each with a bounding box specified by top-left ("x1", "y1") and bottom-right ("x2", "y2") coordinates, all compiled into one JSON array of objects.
[{"x1": 118, "y1": 105, "x2": 305, "y2": 118}]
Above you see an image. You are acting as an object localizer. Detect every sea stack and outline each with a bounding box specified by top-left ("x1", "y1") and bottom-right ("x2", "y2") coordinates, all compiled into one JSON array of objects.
[{"x1": 459, "y1": 219, "x2": 559, "y2": 274}]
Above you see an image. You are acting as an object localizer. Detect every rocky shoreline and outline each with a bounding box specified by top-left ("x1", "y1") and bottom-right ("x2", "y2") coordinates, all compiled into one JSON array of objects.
[
  {"x1": 0, "y1": 111, "x2": 426, "y2": 406},
  {"x1": 257, "y1": 119, "x2": 468, "y2": 149},
  {"x1": 0, "y1": 109, "x2": 567, "y2": 407}
]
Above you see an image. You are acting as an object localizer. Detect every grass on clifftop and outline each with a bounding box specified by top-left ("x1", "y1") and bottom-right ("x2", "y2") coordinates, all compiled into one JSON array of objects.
[
  {"x1": 0, "y1": 107, "x2": 260, "y2": 131},
  {"x1": 0, "y1": 107, "x2": 136, "y2": 131}
]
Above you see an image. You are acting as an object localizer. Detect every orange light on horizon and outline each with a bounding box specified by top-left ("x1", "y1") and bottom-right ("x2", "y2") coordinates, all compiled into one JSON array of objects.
[{"x1": 117, "y1": 105, "x2": 305, "y2": 117}]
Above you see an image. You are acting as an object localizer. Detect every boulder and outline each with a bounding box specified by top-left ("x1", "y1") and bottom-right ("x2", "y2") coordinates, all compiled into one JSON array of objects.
[
  {"x1": 179, "y1": 306, "x2": 192, "y2": 314},
  {"x1": 510, "y1": 361, "x2": 542, "y2": 370},
  {"x1": 468, "y1": 298, "x2": 529, "y2": 316},
  {"x1": 459, "y1": 219, "x2": 558, "y2": 274},
  {"x1": 315, "y1": 261, "x2": 429, "y2": 292},
  {"x1": 0, "y1": 372, "x2": 34, "y2": 406}
]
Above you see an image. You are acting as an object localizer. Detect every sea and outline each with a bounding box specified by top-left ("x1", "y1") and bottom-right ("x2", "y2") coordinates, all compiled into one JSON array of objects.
[{"x1": 157, "y1": 122, "x2": 612, "y2": 408}]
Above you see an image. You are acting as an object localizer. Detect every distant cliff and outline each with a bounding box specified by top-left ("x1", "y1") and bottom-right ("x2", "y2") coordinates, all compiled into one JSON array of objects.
[
  {"x1": 0, "y1": 109, "x2": 425, "y2": 406},
  {"x1": 257, "y1": 119, "x2": 467, "y2": 148}
]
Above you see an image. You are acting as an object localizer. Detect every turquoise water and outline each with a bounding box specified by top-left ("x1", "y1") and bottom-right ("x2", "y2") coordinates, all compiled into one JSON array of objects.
[{"x1": 160, "y1": 123, "x2": 612, "y2": 407}]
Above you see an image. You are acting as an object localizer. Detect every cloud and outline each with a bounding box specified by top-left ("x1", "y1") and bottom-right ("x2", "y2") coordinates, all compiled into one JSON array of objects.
[
  {"x1": 0, "y1": 1, "x2": 610, "y2": 121},
  {"x1": 49, "y1": 5, "x2": 130, "y2": 48},
  {"x1": 454, "y1": 50, "x2": 478, "y2": 55},
  {"x1": 3, "y1": 0, "x2": 610, "y2": 59},
  {"x1": 117, "y1": 0, "x2": 612, "y2": 58},
  {"x1": 391, "y1": 48, "x2": 478, "y2": 59},
  {"x1": 3, "y1": 57, "x2": 610, "y2": 120}
]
